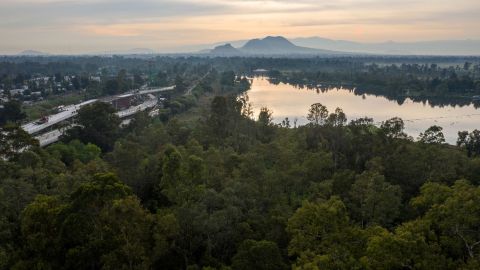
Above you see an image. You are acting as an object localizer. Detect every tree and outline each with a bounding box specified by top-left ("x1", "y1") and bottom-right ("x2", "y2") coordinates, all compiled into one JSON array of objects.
[
  {"x1": 0, "y1": 100, "x2": 26, "y2": 126},
  {"x1": 208, "y1": 96, "x2": 229, "y2": 139},
  {"x1": 116, "y1": 69, "x2": 130, "y2": 93},
  {"x1": 231, "y1": 240, "x2": 287, "y2": 270},
  {"x1": 424, "y1": 181, "x2": 480, "y2": 261},
  {"x1": 364, "y1": 220, "x2": 449, "y2": 270},
  {"x1": 15, "y1": 195, "x2": 65, "y2": 269},
  {"x1": 349, "y1": 171, "x2": 402, "y2": 227},
  {"x1": 406, "y1": 180, "x2": 480, "y2": 267},
  {"x1": 380, "y1": 117, "x2": 408, "y2": 139},
  {"x1": 98, "y1": 196, "x2": 153, "y2": 270},
  {"x1": 104, "y1": 79, "x2": 120, "y2": 95},
  {"x1": 419, "y1": 125, "x2": 445, "y2": 144},
  {"x1": 174, "y1": 76, "x2": 187, "y2": 93},
  {"x1": 307, "y1": 103, "x2": 328, "y2": 125},
  {"x1": 63, "y1": 102, "x2": 121, "y2": 152},
  {"x1": 220, "y1": 71, "x2": 236, "y2": 86},
  {"x1": 287, "y1": 197, "x2": 364, "y2": 269},
  {"x1": 156, "y1": 71, "x2": 168, "y2": 86},
  {"x1": 160, "y1": 145, "x2": 183, "y2": 203},
  {"x1": 14, "y1": 173, "x2": 154, "y2": 270},
  {"x1": 60, "y1": 173, "x2": 153, "y2": 269},
  {"x1": 457, "y1": 130, "x2": 480, "y2": 157},
  {"x1": 0, "y1": 124, "x2": 38, "y2": 160},
  {"x1": 0, "y1": 188, "x2": 12, "y2": 270},
  {"x1": 47, "y1": 140, "x2": 101, "y2": 166},
  {"x1": 151, "y1": 212, "x2": 180, "y2": 267},
  {"x1": 326, "y1": 108, "x2": 347, "y2": 127},
  {"x1": 257, "y1": 107, "x2": 275, "y2": 143}
]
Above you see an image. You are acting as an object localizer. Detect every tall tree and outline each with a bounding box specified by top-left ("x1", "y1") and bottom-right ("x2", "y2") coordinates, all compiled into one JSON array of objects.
[
  {"x1": 63, "y1": 102, "x2": 121, "y2": 152},
  {"x1": 231, "y1": 240, "x2": 287, "y2": 270},
  {"x1": 307, "y1": 103, "x2": 328, "y2": 126},
  {"x1": 419, "y1": 125, "x2": 445, "y2": 144},
  {"x1": 381, "y1": 117, "x2": 408, "y2": 140},
  {"x1": 0, "y1": 100, "x2": 26, "y2": 126},
  {"x1": 349, "y1": 171, "x2": 402, "y2": 227},
  {"x1": 0, "y1": 124, "x2": 38, "y2": 160}
]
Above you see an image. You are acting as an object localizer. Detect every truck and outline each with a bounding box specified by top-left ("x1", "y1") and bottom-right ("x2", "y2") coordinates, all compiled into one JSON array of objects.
[{"x1": 35, "y1": 116, "x2": 49, "y2": 125}]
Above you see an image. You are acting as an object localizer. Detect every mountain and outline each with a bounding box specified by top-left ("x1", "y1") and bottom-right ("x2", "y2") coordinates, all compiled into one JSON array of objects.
[
  {"x1": 240, "y1": 36, "x2": 336, "y2": 55},
  {"x1": 90, "y1": 48, "x2": 156, "y2": 56},
  {"x1": 242, "y1": 36, "x2": 299, "y2": 53},
  {"x1": 291, "y1": 37, "x2": 480, "y2": 56},
  {"x1": 209, "y1": 44, "x2": 242, "y2": 56},
  {"x1": 124, "y1": 48, "x2": 155, "y2": 54},
  {"x1": 18, "y1": 50, "x2": 49, "y2": 56},
  {"x1": 107, "y1": 48, "x2": 156, "y2": 55},
  {"x1": 205, "y1": 36, "x2": 341, "y2": 56}
]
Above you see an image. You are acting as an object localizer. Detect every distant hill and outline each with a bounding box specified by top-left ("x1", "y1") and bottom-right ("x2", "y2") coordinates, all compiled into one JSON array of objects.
[
  {"x1": 205, "y1": 36, "x2": 342, "y2": 56},
  {"x1": 18, "y1": 50, "x2": 49, "y2": 56},
  {"x1": 90, "y1": 48, "x2": 156, "y2": 56},
  {"x1": 240, "y1": 36, "x2": 338, "y2": 55},
  {"x1": 242, "y1": 36, "x2": 299, "y2": 53},
  {"x1": 123, "y1": 48, "x2": 155, "y2": 54},
  {"x1": 209, "y1": 44, "x2": 242, "y2": 56},
  {"x1": 197, "y1": 36, "x2": 480, "y2": 56},
  {"x1": 291, "y1": 37, "x2": 480, "y2": 56}
]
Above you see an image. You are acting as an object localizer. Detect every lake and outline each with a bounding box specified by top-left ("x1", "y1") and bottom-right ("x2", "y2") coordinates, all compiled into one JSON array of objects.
[{"x1": 247, "y1": 77, "x2": 480, "y2": 144}]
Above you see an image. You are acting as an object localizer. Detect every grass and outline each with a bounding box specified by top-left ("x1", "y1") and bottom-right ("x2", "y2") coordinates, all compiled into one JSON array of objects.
[{"x1": 172, "y1": 93, "x2": 214, "y2": 127}]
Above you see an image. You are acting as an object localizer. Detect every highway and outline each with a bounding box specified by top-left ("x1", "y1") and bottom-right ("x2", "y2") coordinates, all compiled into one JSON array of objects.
[
  {"x1": 22, "y1": 99, "x2": 97, "y2": 134},
  {"x1": 23, "y1": 85, "x2": 176, "y2": 146},
  {"x1": 115, "y1": 95, "x2": 158, "y2": 118},
  {"x1": 34, "y1": 95, "x2": 160, "y2": 147},
  {"x1": 35, "y1": 127, "x2": 72, "y2": 147},
  {"x1": 138, "y1": 86, "x2": 175, "y2": 95},
  {"x1": 22, "y1": 86, "x2": 174, "y2": 135}
]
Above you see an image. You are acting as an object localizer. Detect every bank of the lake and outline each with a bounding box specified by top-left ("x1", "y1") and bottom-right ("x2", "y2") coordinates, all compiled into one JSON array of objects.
[{"x1": 247, "y1": 77, "x2": 480, "y2": 144}]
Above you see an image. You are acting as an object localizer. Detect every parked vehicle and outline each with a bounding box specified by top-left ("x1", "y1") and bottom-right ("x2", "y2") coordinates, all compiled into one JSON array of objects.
[{"x1": 35, "y1": 116, "x2": 48, "y2": 124}]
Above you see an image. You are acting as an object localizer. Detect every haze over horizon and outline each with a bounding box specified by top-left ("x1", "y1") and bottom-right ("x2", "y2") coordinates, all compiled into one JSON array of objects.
[{"x1": 1, "y1": 0, "x2": 479, "y2": 54}]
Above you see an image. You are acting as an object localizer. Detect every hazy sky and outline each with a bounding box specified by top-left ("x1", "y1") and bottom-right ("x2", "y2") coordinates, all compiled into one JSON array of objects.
[{"x1": 1, "y1": 0, "x2": 479, "y2": 54}]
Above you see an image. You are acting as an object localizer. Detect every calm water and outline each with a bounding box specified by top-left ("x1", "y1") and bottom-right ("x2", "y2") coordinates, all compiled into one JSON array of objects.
[{"x1": 247, "y1": 77, "x2": 480, "y2": 144}]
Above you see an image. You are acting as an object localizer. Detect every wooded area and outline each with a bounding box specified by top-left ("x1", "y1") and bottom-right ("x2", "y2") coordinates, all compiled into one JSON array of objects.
[{"x1": 1, "y1": 56, "x2": 480, "y2": 269}]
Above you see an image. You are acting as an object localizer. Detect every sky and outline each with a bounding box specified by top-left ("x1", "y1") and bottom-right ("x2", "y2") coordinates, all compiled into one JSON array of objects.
[{"x1": 0, "y1": 0, "x2": 479, "y2": 54}]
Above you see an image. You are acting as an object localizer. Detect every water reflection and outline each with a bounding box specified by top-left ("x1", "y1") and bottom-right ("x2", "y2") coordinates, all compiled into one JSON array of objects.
[{"x1": 247, "y1": 77, "x2": 480, "y2": 144}]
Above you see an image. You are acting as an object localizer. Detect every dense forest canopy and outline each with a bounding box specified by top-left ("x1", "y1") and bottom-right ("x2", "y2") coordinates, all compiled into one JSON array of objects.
[{"x1": 1, "y1": 56, "x2": 480, "y2": 269}]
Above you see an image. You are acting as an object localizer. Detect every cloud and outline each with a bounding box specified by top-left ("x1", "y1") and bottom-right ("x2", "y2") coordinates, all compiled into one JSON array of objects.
[{"x1": 0, "y1": 0, "x2": 479, "y2": 53}]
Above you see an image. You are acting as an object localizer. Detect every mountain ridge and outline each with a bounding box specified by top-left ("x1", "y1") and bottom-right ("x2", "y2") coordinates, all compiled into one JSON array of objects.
[
  {"x1": 18, "y1": 50, "x2": 49, "y2": 56},
  {"x1": 291, "y1": 37, "x2": 480, "y2": 56},
  {"x1": 210, "y1": 43, "x2": 243, "y2": 56},
  {"x1": 199, "y1": 36, "x2": 480, "y2": 56},
  {"x1": 205, "y1": 36, "x2": 343, "y2": 56}
]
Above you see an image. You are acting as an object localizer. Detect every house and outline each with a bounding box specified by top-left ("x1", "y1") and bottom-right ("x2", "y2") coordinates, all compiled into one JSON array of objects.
[{"x1": 90, "y1": 76, "x2": 101, "y2": 82}]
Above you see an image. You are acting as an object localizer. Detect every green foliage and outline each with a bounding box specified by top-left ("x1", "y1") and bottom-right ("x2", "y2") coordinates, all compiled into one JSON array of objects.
[
  {"x1": 457, "y1": 130, "x2": 480, "y2": 157},
  {"x1": 287, "y1": 197, "x2": 365, "y2": 270},
  {"x1": 2, "y1": 58, "x2": 480, "y2": 269},
  {"x1": 381, "y1": 117, "x2": 408, "y2": 140},
  {"x1": 231, "y1": 240, "x2": 287, "y2": 270},
  {"x1": 0, "y1": 124, "x2": 39, "y2": 160},
  {"x1": 307, "y1": 103, "x2": 328, "y2": 126},
  {"x1": 47, "y1": 140, "x2": 101, "y2": 165},
  {"x1": 63, "y1": 102, "x2": 121, "y2": 152},
  {"x1": 419, "y1": 125, "x2": 446, "y2": 144},
  {"x1": 349, "y1": 171, "x2": 402, "y2": 227},
  {"x1": 220, "y1": 71, "x2": 236, "y2": 86},
  {"x1": 0, "y1": 100, "x2": 26, "y2": 126},
  {"x1": 256, "y1": 107, "x2": 275, "y2": 143}
]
